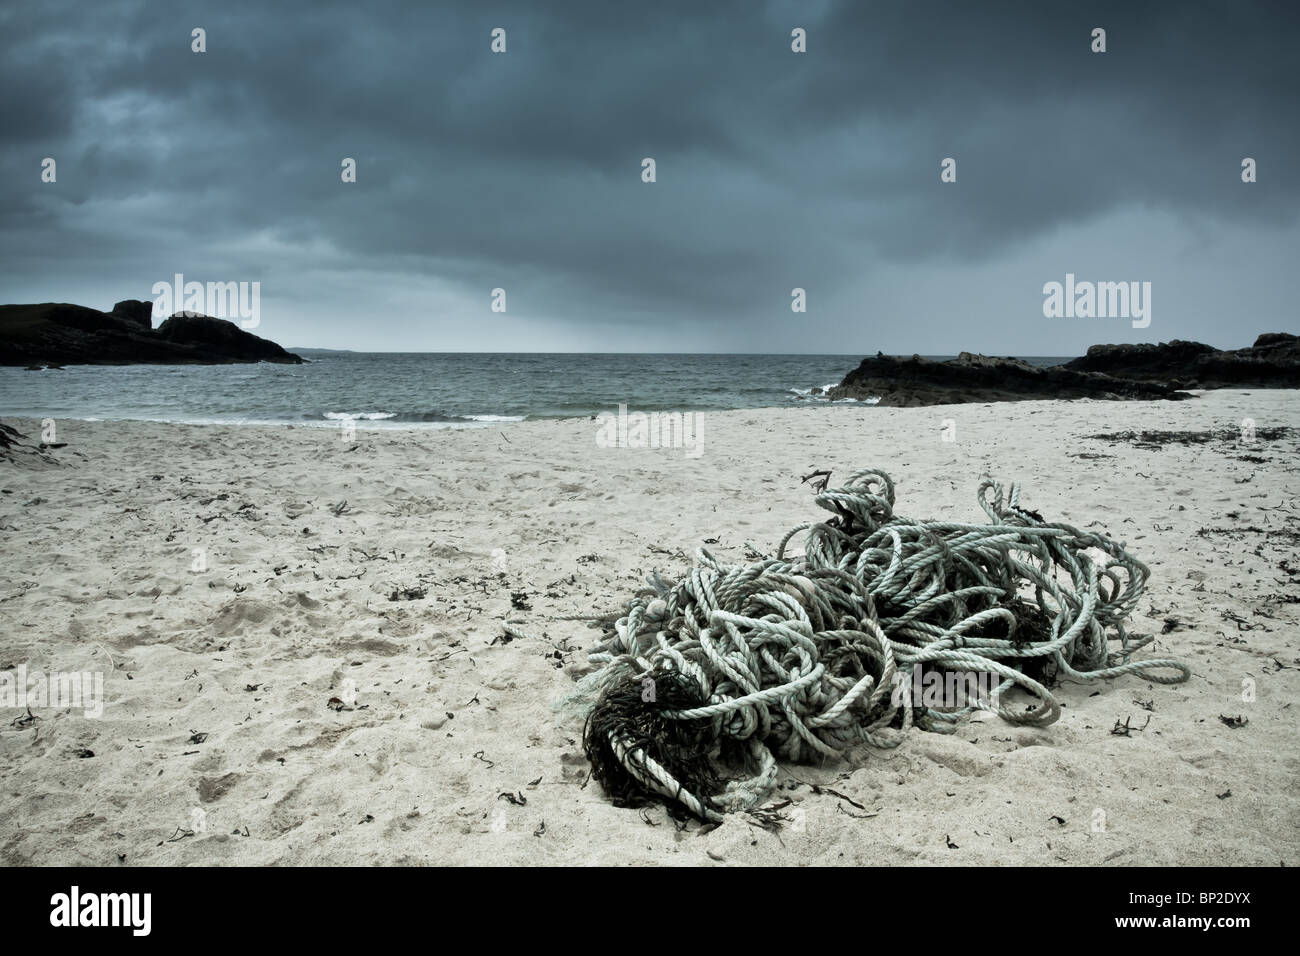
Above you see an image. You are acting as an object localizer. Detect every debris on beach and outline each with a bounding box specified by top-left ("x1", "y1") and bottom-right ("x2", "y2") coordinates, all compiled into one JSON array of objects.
[{"x1": 570, "y1": 469, "x2": 1191, "y2": 822}]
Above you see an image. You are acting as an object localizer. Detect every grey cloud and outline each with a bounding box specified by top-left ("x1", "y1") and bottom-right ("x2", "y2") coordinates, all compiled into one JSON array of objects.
[{"x1": 1, "y1": 0, "x2": 1296, "y2": 350}]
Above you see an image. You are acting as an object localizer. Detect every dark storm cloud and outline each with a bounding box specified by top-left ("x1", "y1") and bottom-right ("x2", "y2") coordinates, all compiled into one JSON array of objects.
[{"x1": 0, "y1": 0, "x2": 1296, "y2": 349}]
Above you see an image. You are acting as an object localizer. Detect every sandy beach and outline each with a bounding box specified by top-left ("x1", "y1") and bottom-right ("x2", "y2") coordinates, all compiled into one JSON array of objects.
[{"x1": 1, "y1": 389, "x2": 1297, "y2": 866}]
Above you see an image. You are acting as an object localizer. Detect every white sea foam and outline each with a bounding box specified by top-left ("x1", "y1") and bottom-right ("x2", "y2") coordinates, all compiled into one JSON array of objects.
[{"x1": 789, "y1": 383, "x2": 845, "y2": 402}]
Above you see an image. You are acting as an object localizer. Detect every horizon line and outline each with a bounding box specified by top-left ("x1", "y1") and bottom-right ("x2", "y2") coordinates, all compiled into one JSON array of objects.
[{"x1": 282, "y1": 348, "x2": 1083, "y2": 356}]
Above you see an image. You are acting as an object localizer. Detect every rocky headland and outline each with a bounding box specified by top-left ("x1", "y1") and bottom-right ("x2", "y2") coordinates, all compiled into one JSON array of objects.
[{"x1": 0, "y1": 300, "x2": 303, "y2": 367}]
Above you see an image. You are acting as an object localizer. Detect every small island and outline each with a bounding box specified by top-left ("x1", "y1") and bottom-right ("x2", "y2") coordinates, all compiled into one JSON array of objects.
[{"x1": 0, "y1": 299, "x2": 304, "y2": 367}]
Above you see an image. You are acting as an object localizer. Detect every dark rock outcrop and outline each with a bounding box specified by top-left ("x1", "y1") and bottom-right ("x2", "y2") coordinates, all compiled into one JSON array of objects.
[
  {"x1": 0, "y1": 301, "x2": 302, "y2": 366},
  {"x1": 1251, "y1": 332, "x2": 1295, "y2": 349},
  {"x1": 154, "y1": 313, "x2": 301, "y2": 363},
  {"x1": 111, "y1": 299, "x2": 154, "y2": 330},
  {"x1": 1063, "y1": 334, "x2": 1299, "y2": 388},
  {"x1": 829, "y1": 352, "x2": 1190, "y2": 407}
]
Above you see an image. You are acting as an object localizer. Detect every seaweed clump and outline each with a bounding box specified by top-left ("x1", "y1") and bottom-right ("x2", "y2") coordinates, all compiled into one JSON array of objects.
[{"x1": 583, "y1": 669, "x2": 721, "y2": 814}]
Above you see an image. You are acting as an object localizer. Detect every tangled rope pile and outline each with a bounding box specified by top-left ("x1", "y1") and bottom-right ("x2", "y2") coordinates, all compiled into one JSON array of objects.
[{"x1": 577, "y1": 469, "x2": 1190, "y2": 822}]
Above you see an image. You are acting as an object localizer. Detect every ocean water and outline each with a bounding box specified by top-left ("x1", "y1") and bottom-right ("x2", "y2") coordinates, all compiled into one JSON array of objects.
[{"x1": 0, "y1": 352, "x2": 1073, "y2": 428}]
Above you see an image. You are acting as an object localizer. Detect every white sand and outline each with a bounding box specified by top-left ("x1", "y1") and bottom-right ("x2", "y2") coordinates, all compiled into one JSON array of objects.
[{"x1": 1, "y1": 389, "x2": 1297, "y2": 866}]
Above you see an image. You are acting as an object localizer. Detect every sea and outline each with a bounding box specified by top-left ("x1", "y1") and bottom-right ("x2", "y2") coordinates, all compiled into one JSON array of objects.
[{"x1": 0, "y1": 352, "x2": 1074, "y2": 428}]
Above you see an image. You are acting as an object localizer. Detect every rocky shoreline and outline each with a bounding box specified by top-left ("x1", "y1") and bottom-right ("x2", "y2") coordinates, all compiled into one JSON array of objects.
[
  {"x1": 829, "y1": 334, "x2": 1298, "y2": 407},
  {"x1": 1062, "y1": 333, "x2": 1299, "y2": 389},
  {"x1": 0, "y1": 299, "x2": 303, "y2": 367}
]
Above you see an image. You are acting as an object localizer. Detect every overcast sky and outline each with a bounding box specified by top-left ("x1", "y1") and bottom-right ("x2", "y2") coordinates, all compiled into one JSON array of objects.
[{"x1": 2, "y1": 0, "x2": 1296, "y2": 353}]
